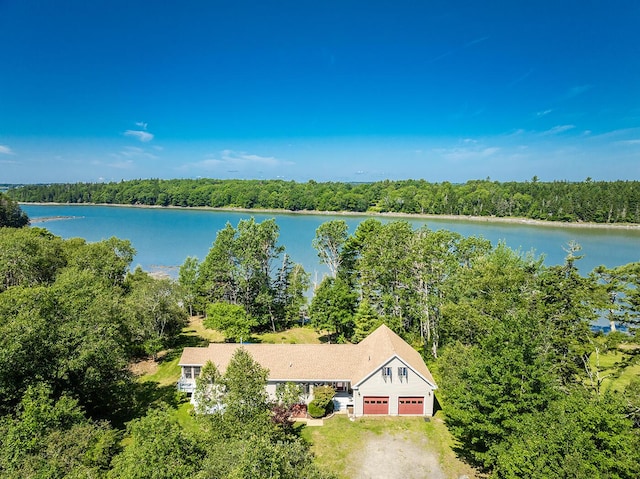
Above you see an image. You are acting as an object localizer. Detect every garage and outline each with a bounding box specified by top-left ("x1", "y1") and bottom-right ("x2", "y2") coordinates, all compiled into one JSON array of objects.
[
  {"x1": 363, "y1": 396, "x2": 389, "y2": 414},
  {"x1": 398, "y1": 397, "x2": 424, "y2": 415}
]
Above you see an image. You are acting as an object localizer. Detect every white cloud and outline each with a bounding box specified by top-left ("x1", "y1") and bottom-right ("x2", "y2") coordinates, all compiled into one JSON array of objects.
[
  {"x1": 617, "y1": 139, "x2": 640, "y2": 146},
  {"x1": 220, "y1": 149, "x2": 286, "y2": 167},
  {"x1": 589, "y1": 127, "x2": 640, "y2": 140},
  {"x1": 113, "y1": 146, "x2": 158, "y2": 160},
  {"x1": 0, "y1": 144, "x2": 14, "y2": 155},
  {"x1": 124, "y1": 130, "x2": 154, "y2": 142},
  {"x1": 180, "y1": 149, "x2": 293, "y2": 173},
  {"x1": 541, "y1": 124, "x2": 576, "y2": 136},
  {"x1": 135, "y1": 121, "x2": 148, "y2": 130},
  {"x1": 536, "y1": 109, "x2": 553, "y2": 117},
  {"x1": 109, "y1": 147, "x2": 158, "y2": 169}
]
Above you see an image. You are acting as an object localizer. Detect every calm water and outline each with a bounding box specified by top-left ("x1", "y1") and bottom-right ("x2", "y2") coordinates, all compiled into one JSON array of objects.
[{"x1": 22, "y1": 204, "x2": 640, "y2": 280}]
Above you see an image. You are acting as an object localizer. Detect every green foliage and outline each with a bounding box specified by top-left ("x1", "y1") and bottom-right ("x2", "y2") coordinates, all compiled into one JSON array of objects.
[
  {"x1": 0, "y1": 192, "x2": 29, "y2": 228},
  {"x1": 204, "y1": 302, "x2": 256, "y2": 342},
  {"x1": 275, "y1": 382, "x2": 304, "y2": 409},
  {"x1": 193, "y1": 218, "x2": 308, "y2": 331},
  {"x1": 178, "y1": 255, "x2": 199, "y2": 316},
  {"x1": 193, "y1": 361, "x2": 224, "y2": 415},
  {"x1": 125, "y1": 270, "x2": 188, "y2": 357},
  {"x1": 307, "y1": 401, "x2": 326, "y2": 419},
  {"x1": 435, "y1": 241, "x2": 639, "y2": 476},
  {"x1": 312, "y1": 220, "x2": 349, "y2": 277},
  {"x1": 493, "y1": 391, "x2": 640, "y2": 479},
  {"x1": 0, "y1": 230, "x2": 179, "y2": 420},
  {"x1": 0, "y1": 385, "x2": 119, "y2": 479},
  {"x1": 66, "y1": 236, "x2": 135, "y2": 287},
  {"x1": 439, "y1": 311, "x2": 558, "y2": 469},
  {"x1": 309, "y1": 277, "x2": 357, "y2": 340},
  {"x1": 352, "y1": 298, "x2": 382, "y2": 343},
  {"x1": 0, "y1": 227, "x2": 66, "y2": 292},
  {"x1": 308, "y1": 386, "x2": 335, "y2": 418},
  {"x1": 221, "y1": 348, "x2": 270, "y2": 426},
  {"x1": 108, "y1": 406, "x2": 204, "y2": 479},
  {"x1": 622, "y1": 378, "x2": 640, "y2": 427}
]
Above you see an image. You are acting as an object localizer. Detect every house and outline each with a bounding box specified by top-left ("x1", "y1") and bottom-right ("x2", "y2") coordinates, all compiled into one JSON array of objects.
[{"x1": 178, "y1": 324, "x2": 437, "y2": 417}]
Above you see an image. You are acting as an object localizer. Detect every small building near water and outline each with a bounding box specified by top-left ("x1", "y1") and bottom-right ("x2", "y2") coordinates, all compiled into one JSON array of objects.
[{"x1": 178, "y1": 324, "x2": 438, "y2": 417}]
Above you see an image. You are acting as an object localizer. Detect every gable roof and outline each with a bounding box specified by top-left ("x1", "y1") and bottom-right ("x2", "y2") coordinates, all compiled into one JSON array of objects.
[
  {"x1": 179, "y1": 324, "x2": 436, "y2": 388},
  {"x1": 352, "y1": 324, "x2": 437, "y2": 387}
]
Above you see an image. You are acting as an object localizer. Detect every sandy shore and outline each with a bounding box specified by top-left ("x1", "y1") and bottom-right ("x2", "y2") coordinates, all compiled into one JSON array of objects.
[
  {"x1": 29, "y1": 215, "x2": 79, "y2": 224},
  {"x1": 23, "y1": 202, "x2": 640, "y2": 230}
]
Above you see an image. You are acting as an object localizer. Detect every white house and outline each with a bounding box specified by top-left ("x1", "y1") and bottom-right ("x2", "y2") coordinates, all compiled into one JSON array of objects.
[{"x1": 178, "y1": 324, "x2": 438, "y2": 417}]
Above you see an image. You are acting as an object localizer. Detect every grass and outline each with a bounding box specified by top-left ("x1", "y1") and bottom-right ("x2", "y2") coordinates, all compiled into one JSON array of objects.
[
  {"x1": 299, "y1": 414, "x2": 479, "y2": 479},
  {"x1": 183, "y1": 315, "x2": 225, "y2": 342},
  {"x1": 590, "y1": 341, "x2": 640, "y2": 391},
  {"x1": 257, "y1": 326, "x2": 322, "y2": 344},
  {"x1": 139, "y1": 354, "x2": 182, "y2": 386}
]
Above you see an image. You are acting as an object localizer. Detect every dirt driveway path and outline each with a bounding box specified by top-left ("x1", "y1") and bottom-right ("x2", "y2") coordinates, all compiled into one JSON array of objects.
[{"x1": 352, "y1": 431, "x2": 446, "y2": 479}]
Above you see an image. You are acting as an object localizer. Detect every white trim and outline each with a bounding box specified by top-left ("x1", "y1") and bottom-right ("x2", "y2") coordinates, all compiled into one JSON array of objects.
[{"x1": 353, "y1": 354, "x2": 437, "y2": 389}]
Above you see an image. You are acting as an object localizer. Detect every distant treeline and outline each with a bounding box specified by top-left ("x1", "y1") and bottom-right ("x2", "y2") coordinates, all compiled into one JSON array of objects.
[{"x1": 10, "y1": 178, "x2": 640, "y2": 223}]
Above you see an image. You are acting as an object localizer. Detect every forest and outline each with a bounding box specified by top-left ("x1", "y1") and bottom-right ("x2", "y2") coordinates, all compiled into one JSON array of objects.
[
  {"x1": 1, "y1": 200, "x2": 640, "y2": 477},
  {"x1": 9, "y1": 177, "x2": 640, "y2": 224}
]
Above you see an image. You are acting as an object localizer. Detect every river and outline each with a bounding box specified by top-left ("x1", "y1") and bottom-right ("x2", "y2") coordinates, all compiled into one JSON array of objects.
[{"x1": 22, "y1": 204, "x2": 639, "y2": 282}]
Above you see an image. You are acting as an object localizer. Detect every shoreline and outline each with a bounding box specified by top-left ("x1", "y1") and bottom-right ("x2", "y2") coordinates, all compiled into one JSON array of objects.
[{"x1": 22, "y1": 202, "x2": 640, "y2": 230}]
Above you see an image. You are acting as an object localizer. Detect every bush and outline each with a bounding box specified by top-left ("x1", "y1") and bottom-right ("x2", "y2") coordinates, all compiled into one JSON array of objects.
[
  {"x1": 325, "y1": 398, "x2": 334, "y2": 414},
  {"x1": 307, "y1": 401, "x2": 325, "y2": 419},
  {"x1": 307, "y1": 386, "x2": 336, "y2": 418}
]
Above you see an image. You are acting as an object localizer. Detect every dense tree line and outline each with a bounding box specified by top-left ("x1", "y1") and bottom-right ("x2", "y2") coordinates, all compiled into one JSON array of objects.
[{"x1": 9, "y1": 177, "x2": 640, "y2": 223}]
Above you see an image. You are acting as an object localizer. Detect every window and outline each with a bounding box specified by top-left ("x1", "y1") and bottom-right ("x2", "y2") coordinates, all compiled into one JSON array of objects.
[
  {"x1": 184, "y1": 367, "x2": 192, "y2": 379},
  {"x1": 398, "y1": 367, "x2": 408, "y2": 381},
  {"x1": 382, "y1": 367, "x2": 392, "y2": 381},
  {"x1": 193, "y1": 366, "x2": 201, "y2": 377}
]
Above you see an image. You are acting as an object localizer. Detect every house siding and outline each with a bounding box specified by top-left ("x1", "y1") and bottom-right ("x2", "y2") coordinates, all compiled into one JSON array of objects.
[{"x1": 354, "y1": 357, "x2": 435, "y2": 417}]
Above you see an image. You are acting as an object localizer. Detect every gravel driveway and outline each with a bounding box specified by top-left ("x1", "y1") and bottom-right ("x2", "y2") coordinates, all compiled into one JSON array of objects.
[{"x1": 352, "y1": 431, "x2": 446, "y2": 479}]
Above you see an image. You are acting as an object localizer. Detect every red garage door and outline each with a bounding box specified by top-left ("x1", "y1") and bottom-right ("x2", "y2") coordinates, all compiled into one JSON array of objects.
[
  {"x1": 363, "y1": 396, "x2": 389, "y2": 414},
  {"x1": 398, "y1": 397, "x2": 424, "y2": 415}
]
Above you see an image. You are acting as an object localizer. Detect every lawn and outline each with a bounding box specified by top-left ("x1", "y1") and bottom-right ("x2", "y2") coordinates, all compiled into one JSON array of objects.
[
  {"x1": 139, "y1": 354, "x2": 181, "y2": 387},
  {"x1": 257, "y1": 326, "x2": 322, "y2": 344},
  {"x1": 300, "y1": 414, "x2": 479, "y2": 479},
  {"x1": 591, "y1": 342, "x2": 640, "y2": 392},
  {"x1": 183, "y1": 315, "x2": 225, "y2": 342}
]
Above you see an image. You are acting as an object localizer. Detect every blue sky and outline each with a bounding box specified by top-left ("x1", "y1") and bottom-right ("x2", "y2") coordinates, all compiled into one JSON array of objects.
[{"x1": 1, "y1": 1, "x2": 639, "y2": 184}]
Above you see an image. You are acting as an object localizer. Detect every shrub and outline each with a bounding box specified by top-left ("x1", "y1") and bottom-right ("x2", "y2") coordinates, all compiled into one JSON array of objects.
[
  {"x1": 307, "y1": 401, "x2": 325, "y2": 419},
  {"x1": 307, "y1": 386, "x2": 336, "y2": 418}
]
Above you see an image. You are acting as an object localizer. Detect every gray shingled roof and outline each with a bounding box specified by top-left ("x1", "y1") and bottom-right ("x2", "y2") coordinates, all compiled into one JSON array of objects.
[{"x1": 179, "y1": 324, "x2": 436, "y2": 387}]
